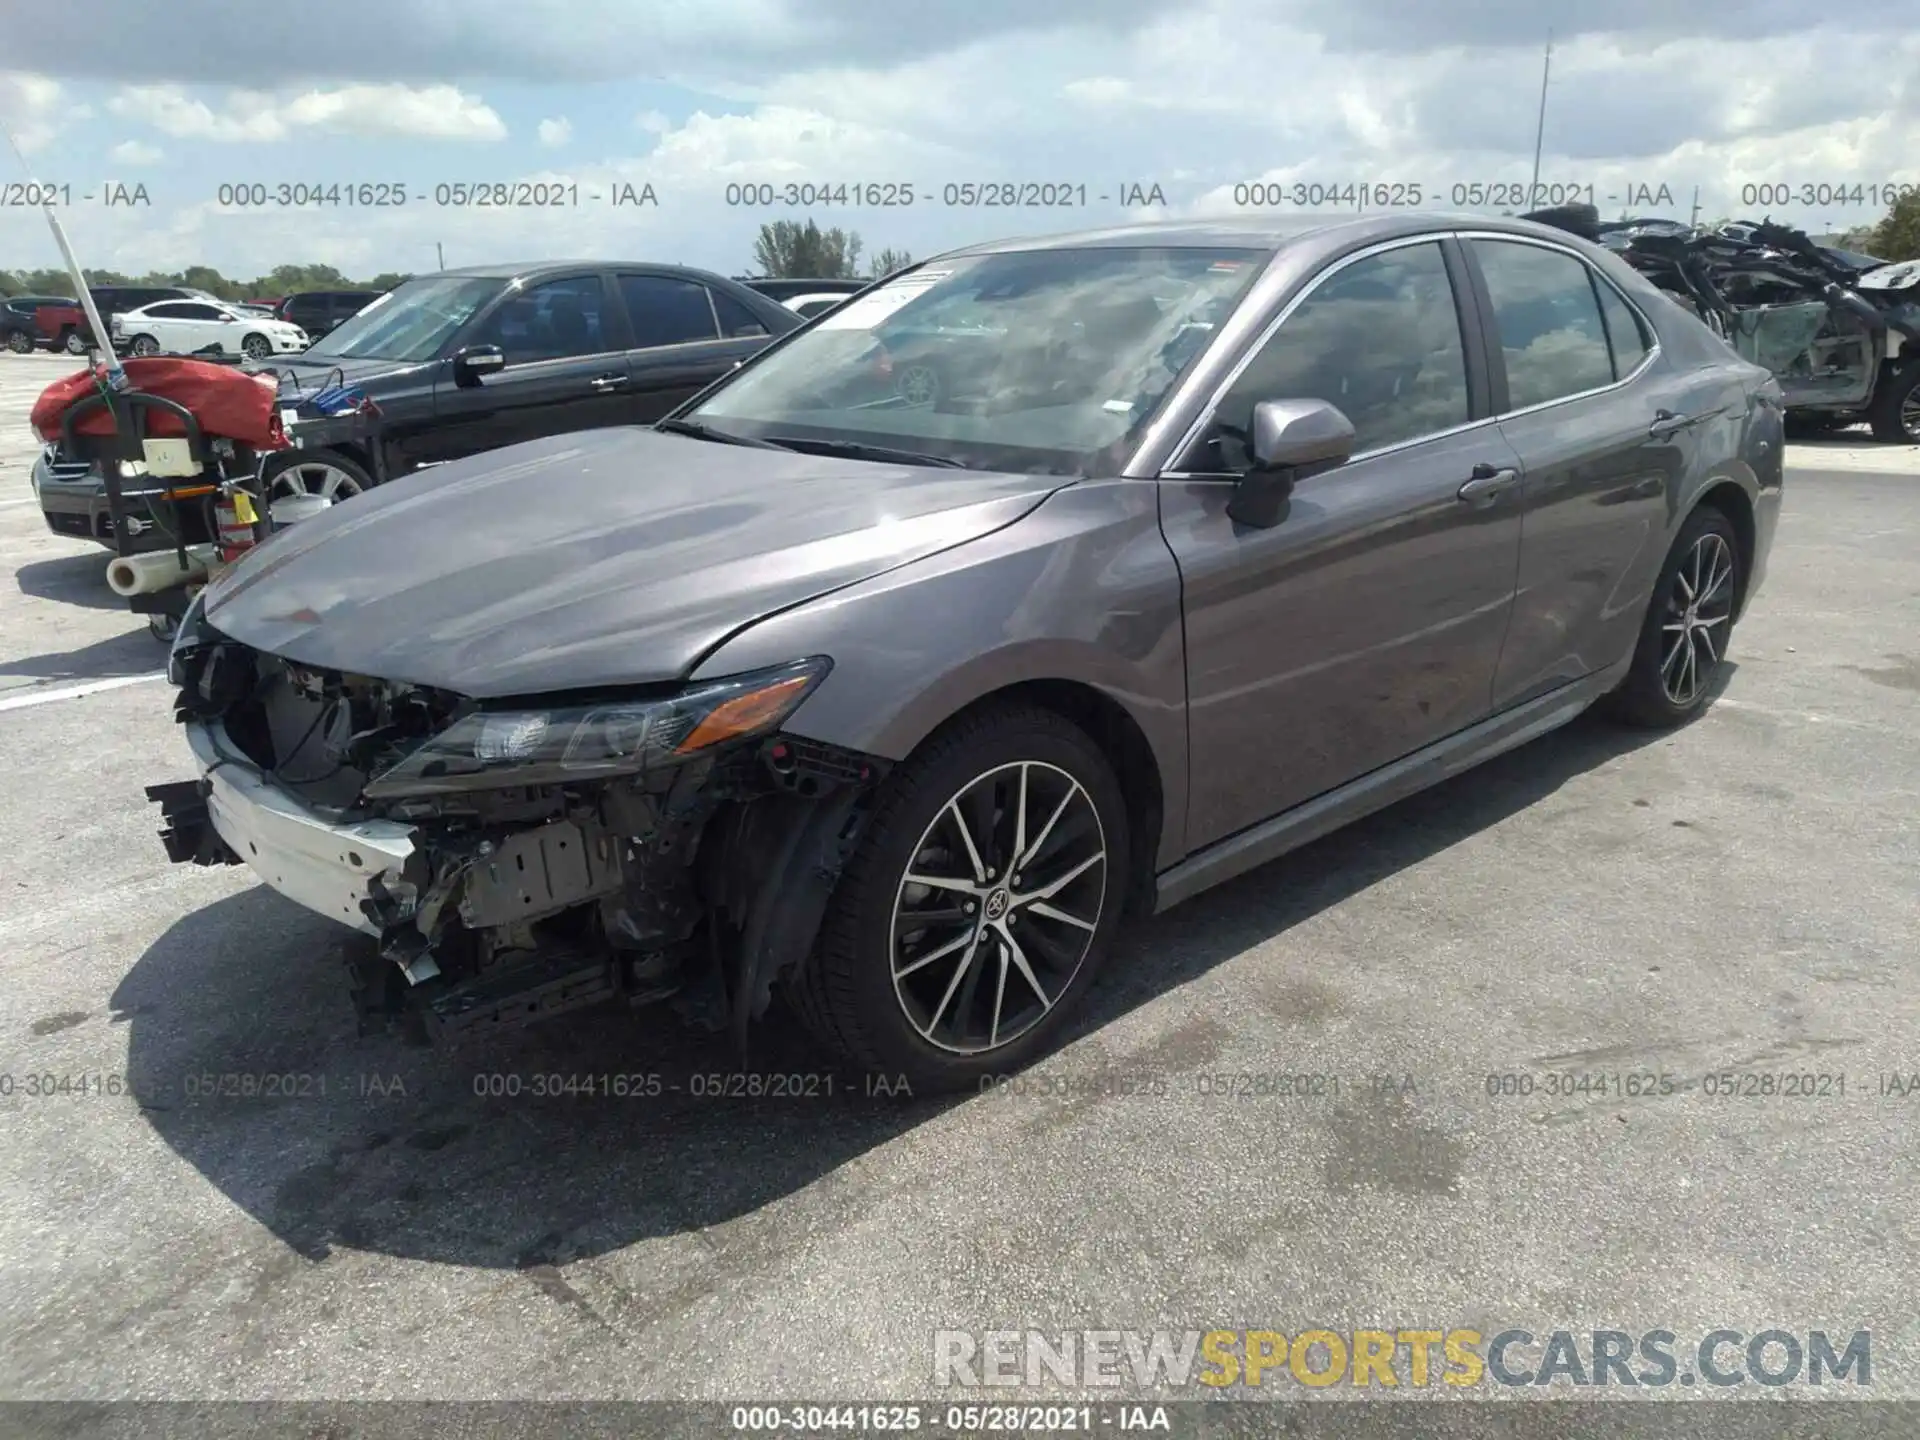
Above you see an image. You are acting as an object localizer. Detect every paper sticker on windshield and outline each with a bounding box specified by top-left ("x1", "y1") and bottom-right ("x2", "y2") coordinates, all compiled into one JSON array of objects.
[{"x1": 816, "y1": 279, "x2": 940, "y2": 330}]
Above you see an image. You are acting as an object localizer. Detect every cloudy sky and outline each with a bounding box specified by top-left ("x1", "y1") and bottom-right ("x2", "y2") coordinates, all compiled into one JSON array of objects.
[{"x1": 3, "y1": 0, "x2": 1918, "y2": 282}]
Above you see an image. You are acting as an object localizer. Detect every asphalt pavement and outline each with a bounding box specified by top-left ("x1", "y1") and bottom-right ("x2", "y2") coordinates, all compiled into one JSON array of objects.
[{"x1": 0, "y1": 350, "x2": 1915, "y2": 1405}]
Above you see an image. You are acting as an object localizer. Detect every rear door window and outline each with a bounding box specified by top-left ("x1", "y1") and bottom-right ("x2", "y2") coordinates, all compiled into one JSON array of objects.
[
  {"x1": 709, "y1": 286, "x2": 770, "y2": 338},
  {"x1": 1593, "y1": 278, "x2": 1651, "y2": 378},
  {"x1": 1470, "y1": 240, "x2": 1617, "y2": 409},
  {"x1": 618, "y1": 274, "x2": 721, "y2": 348}
]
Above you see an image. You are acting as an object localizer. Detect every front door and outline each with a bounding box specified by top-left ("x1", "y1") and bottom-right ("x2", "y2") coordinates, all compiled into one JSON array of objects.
[
  {"x1": 421, "y1": 273, "x2": 632, "y2": 463},
  {"x1": 1159, "y1": 238, "x2": 1527, "y2": 850}
]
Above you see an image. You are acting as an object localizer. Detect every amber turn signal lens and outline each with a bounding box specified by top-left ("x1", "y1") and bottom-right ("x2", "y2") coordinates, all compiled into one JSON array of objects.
[{"x1": 674, "y1": 674, "x2": 815, "y2": 754}]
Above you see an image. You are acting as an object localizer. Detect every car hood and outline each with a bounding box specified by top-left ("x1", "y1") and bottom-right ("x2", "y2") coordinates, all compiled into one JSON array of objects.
[
  {"x1": 254, "y1": 352, "x2": 427, "y2": 392},
  {"x1": 201, "y1": 427, "x2": 1070, "y2": 697}
]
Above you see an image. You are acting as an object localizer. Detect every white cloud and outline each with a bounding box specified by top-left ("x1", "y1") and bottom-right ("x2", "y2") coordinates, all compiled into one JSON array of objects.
[
  {"x1": 5, "y1": 0, "x2": 1917, "y2": 280},
  {"x1": 0, "y1": 71, "x2": 87, "y2": 155},
  {"x1": 109, "y1": 138, "x2": 164, "y2": 165},
  {"x1": 107, "y1": 82, "x2": 506, "y2": 142}
]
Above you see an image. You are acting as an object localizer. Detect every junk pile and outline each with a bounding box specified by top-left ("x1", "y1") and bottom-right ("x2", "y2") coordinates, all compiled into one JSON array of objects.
[{"x1": 1528, "y1": 204, "x2": 1920, "y2": 440}]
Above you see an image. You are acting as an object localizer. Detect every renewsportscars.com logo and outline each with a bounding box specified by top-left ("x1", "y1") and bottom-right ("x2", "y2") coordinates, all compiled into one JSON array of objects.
[{"x1": 933, "y1": 1328, "x2": 1872, "y2": 1390}]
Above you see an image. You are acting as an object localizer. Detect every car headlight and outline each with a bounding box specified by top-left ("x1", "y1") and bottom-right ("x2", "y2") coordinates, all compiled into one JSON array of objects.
[{"x1": 362, "y1": 657, "x2": 831, "y2": 798}]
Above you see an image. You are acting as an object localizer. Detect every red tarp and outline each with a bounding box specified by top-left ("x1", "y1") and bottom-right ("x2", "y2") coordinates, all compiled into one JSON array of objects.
[{"x1": 31, "y1": 358, "x2": 288, "y2": 451}]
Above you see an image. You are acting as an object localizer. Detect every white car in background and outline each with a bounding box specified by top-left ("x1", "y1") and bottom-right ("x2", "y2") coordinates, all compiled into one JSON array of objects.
[
  {"x1": 782, "y1": 292, "x2": 856, "y2": 319},
  {"x1": 110, "y1": 299, "x2": 308, "y2": 360}
]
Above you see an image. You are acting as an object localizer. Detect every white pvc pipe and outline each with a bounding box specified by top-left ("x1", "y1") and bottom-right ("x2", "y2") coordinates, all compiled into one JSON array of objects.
[{"x1": 105, "y1": 546, "x2": 214, "y2": 598}]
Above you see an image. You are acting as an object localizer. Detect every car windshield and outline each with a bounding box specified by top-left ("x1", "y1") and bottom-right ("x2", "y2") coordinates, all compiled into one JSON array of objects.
[
  {"x1": 688, "y1": 246, "x2": 1270, "y2": 474},
  {"x1": 301, "y1": 276, "x2": 501, "y2": 362}
]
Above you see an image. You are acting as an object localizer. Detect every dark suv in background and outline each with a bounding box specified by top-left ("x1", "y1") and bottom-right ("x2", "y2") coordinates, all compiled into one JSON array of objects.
[{"x1": 275, "y1": 289, "x2": 383, "y2": 340}]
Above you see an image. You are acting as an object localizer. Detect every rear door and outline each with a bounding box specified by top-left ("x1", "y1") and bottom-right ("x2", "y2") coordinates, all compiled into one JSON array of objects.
[
  {"x1": 1463, "y1": 235, "x2": 1724, "y2": 708},
  {"x1": 1159, "y1": 236, "x2": 1528, "y2": 848},
  {"x1": 613, "y1": 273, "x2": 775, "y2": 420},
  {"x1": 418, "y1": 271, "x2": 631, "y2": 463}
]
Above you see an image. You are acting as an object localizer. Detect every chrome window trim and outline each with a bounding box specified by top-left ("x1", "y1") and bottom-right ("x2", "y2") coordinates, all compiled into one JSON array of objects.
[
  {"x1": 1151, "y1": 232, "x2": 1474, "y2": 473},
  {"x1": 1157, "y1": 413, "x2": 1503, "y2": 481},
  {"x1": 1453, "y1": 230, "x2": 1661, "y2": 417}
]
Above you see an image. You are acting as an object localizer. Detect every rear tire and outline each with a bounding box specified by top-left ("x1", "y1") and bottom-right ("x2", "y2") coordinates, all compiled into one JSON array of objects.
[
  {"x1": 1602, "y1": 506, "x2": 1742, "y2": 728},
  {"x1": 1867, "y1": 359, "x2": 1920, "y2": 443},
  {"x1": 61, "y1": 328, "x2": 86, "y2": 356},
  {"x1": 3, "y1": 329, "x2": 31, "y2": 354},
  {"x1": 791, "y1": 703, "x2": 1130, "y2": 1093}
]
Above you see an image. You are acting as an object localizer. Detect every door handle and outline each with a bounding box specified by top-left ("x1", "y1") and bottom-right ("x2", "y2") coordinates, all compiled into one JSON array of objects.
[
  {"x1": 589, "y1": 373, "x2": 629, "y2": 392},
  {"x1": 1457, "y1": 463, "x2": 1520, "y2": 504},
  {"x1": 1649, "y1": 408, "x2": 1691, "y2": 438}
]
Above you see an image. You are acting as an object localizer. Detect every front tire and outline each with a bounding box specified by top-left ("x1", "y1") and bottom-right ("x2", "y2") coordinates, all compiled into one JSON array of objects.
[
  {"x1": 792, "y1": 703, "x2": 1131, "y2": 1093},
  {"x1": 261, "y1": 448, "x2": 374, "y2": 505},
  {"x1": 128, "y1": 334, "x2": 161, "y2": 357},
  {"x1": 1603, "y1": 506, "x2": 1742, "y2": 728},
  {"x1": 241, "y1": 333, "x2": 273, "y2": 361},
  {"x1": 61, "y1": 328, "x2": 86, "y2": 356}
]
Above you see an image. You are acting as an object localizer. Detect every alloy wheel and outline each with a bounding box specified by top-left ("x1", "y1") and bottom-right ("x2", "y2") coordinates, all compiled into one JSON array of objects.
[
  {"x1": 242, "y1": 335, "x2": 273, "y2": 361},
  {"x1": 269, "y1": 459, "x2": 365, "y2": 504},
  {"x1": 5, "y1": 331, "x2": 31, "y2": 354},
  {"x1": 890, "y1": 760, "x2": 1107, "y2": 1055},
  {"x1": 1659, "y1": 531, "x2": 1735, "y2": 706},
  {"x1": 1901, "y1": 388, "x2": 1920, "y2": 442},
  {"x1": 130, "y1": 335, "x2": 160, "y2": 357},
  {"x1": 64, "y1": 331, "x2": 87, "y2": 355}
]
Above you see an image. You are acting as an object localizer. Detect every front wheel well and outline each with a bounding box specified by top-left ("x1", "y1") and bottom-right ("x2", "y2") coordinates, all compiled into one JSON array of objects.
[
  {"x1": 1691, "y1": 482, "x2": 1756, "y2": 619},
  {"x1": 933, "y1": 679, "x2": 1164, "y2": 915}
]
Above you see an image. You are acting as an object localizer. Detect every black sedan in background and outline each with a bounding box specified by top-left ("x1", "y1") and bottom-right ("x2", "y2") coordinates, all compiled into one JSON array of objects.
[{"x1": 34, "y1": 260, "x2": 801, "y2": 548}]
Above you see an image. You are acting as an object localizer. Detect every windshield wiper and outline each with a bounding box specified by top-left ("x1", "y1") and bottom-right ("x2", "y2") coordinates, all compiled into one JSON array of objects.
[
  {"x1": 654, "y1": 417, "x2": 794, "y2": 449},
  {"x1": 760, "y1": 435, "x2": 969, "y2": 468}
]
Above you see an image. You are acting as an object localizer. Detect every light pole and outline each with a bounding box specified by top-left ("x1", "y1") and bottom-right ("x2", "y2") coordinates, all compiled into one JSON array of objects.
[{"x1": 1527, "y1": 31, "x2": 1553, "y2": 204}]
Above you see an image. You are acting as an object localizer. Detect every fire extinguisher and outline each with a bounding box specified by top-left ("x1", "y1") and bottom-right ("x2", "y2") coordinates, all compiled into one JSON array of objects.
[{"x1": 213, "y1": 488, "x2": 260, "y2": 563}]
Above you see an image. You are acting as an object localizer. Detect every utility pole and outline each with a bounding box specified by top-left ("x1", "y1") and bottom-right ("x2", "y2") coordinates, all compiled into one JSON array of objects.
[
  {"x1": 1689, "y1": 187, "x2": 1701, "y2": 227},
  {"x1": 1527, "y1": 31, "x2": 1553, "y2": 203},
  {"x1": 436, "y1": 243, "x2": 445, "y2": 271}
]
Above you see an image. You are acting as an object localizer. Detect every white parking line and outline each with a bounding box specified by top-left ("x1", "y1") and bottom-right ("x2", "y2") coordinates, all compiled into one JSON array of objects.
[{"x1": 0, "y1": 672, "x2": 167, "y2": 712}]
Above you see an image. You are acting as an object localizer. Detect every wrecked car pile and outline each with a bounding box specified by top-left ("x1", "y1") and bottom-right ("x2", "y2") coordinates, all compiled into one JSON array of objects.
[{"x1": 1531, "y1": 206, "x2": 1920, "y2": 440}]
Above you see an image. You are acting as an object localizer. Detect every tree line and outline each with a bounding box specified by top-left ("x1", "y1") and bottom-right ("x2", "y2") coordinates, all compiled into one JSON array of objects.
[{"x1": 0, "y1": 262, "x2": 413, "y2": 302}]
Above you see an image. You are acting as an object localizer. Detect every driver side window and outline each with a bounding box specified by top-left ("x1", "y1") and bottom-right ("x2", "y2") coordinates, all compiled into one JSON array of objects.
[
  {"x1": 471, "y1": 276, "x2": 609, "y2": 362},
  {"x1": 1200, "y1": 241, "x2": 1470, "y2": 470}
]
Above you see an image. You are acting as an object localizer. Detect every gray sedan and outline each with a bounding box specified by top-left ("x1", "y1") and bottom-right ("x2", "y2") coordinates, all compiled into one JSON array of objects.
[{"x1": 153, "y1": 211, "x2": 1783, "y2": 1091}]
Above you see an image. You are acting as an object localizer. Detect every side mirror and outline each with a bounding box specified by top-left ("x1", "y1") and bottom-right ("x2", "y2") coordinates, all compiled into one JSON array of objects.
[
  {"x1": 1226, "y1": 398, "x2": 1357, "y2": 529},
  {"x1": 452, "y1": 344, "x2": 506, "y2": 385}
]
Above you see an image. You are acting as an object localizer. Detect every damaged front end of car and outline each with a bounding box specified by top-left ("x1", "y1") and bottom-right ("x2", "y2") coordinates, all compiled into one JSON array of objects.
[{"x1": 148, "y1": 596, "x2": 883, "y2": 1051}]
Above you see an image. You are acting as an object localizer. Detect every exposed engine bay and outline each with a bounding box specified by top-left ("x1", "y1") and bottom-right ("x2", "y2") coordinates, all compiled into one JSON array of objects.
[{"x1": 151, "y1": 615, "x2": 885, "y2": 1051}]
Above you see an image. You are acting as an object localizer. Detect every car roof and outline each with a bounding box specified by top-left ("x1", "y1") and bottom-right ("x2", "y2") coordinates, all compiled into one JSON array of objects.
[
  {"x1": 431, "y1": 260, "x2": 745, "y2": 284},
  {"x1": 930, "y1": 210, "x2": 1604, "y2": 258}
]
